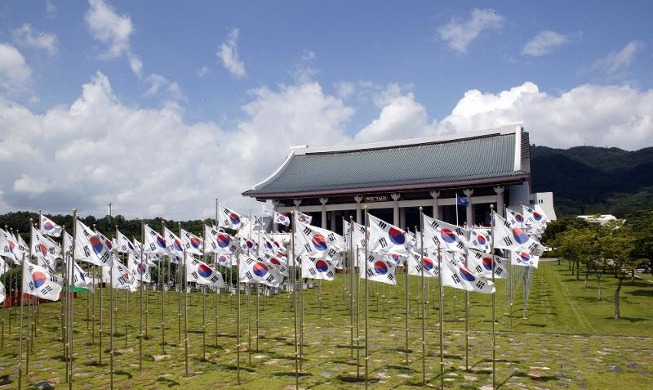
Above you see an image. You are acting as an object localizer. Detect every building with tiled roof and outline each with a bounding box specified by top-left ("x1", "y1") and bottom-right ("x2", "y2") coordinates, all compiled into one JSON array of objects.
[{"x1": 243, "y1": 124, "x2": 553, "y2": 232}]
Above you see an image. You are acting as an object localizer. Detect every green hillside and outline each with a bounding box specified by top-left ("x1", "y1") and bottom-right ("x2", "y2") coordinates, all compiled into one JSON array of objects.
[{"x1": 531, "y1": 145, "x2": 653, "y2": 217}]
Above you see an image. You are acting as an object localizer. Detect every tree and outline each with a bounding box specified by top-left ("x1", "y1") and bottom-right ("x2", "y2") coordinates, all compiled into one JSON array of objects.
[
  {"x1": 598, "y1": 222, "x2": 642, "y2": 319},
  {"x1": 624, "y1": 210, "x2": 653, "y2": 277}
]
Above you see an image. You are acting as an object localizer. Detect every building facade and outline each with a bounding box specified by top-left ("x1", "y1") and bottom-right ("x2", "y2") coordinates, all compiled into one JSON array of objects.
[{"x1": 243, "y1": 125, "x2": 552, "y2": 233}]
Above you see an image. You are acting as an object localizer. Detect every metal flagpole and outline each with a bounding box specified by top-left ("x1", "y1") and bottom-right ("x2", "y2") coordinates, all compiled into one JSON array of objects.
[
  {"x1": 159, "y1": 249, "x2": 166, "y2": 355},
  {"x1": 464, "y1": 226, "x2": 470, "y2": 372},
  {"x1": 348, "y1": 217, "x2": 355, "y2": 361},
  {"x1": 1, "y1": 260, "x2": 5, "y2": 349},
  {"x1": 138, "y1": 221, "x2": 145, "y2": 370},
  {"x1": 419, "y1": 209, "x2": 426, "y2": 386},
  {"x1": 291, "y1": 210, "x2": 299, "y2": 389},
  {"x1": 183, "y1": 249, "x2": 189, "y2": 377},
  {"x1": 99, "y1": 263, "x2": 103, "y2": 365},
  {"x1": 109, "y1": 251, "x2": 115, "y2": 389},
  {"x1": 68, "y1": 213, "x2": 77, "y2": 387},
  {"x1": 247, "y1": 268, "x2": 251, "y2": 366},
  {"x1": 364, "y1": 209, "x2": 369, "y2": 390},
  {"x1": 236, "y1": 247, "x2": 242, "y2": 385},
  {"x1": 254, "y1": 215, "x2": 260, "y2": 353},
  {"x1": 356, "y1": 246, "x2": 361, "y2": 379},
  {"x1": 202, "y1": 284, "x2": 207, "y2": 361},
  {"x1": 405, "y1": 239, "x2": 409, "y2": 365},
  {"x1": 17, "y1": 252, "x2": 26, "y2": 390},
  {"x1": 490, "y1": 205, "x2": 497, "y2": 389},
  {"x1": 438, "y1": 241, "x2": 444, "y2": 390},
  {"x1": 59, "y1": 222, "x2": 69, "y2": 384}
]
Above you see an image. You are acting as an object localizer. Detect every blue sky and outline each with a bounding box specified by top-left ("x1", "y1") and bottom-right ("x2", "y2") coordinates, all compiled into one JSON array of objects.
[{"x1": 1, "y1": 0, "x2": 652, "y2": 219}]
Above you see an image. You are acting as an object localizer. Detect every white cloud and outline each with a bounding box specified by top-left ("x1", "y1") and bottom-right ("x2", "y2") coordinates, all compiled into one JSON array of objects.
[
  {"x1": 45, "y1": 0, "x2": 57, "y2": 16},
  {"x1": 196, "y1": 65, "x2": 209, "y2": 77},
  {"x1": 128, "y1": 53, "x2": 143, "y2": 76},
  {"x1": 144, "y1": 74, "x2": 184, "y2": 100},
  {"x1": 0, "y1": 43, "x2": 32, "y2": 93},
  {"x1": 335, "y1": 81, "x2": 355, "y2": 99},
  {"x1": 217, "y1": 28, "x2": 245, "y2": 78},
  {"x1": 1, "y1": 66, "x2": 651, "y2": 219},
  {"x1": 290, "y1": 49, "x2": 320, "y2": 84},
  {"x1": 85, "y1": 0, "x2": 134, "y2": 59},
  {"x1": 438, "y1": 9, "x2": 504, "y2": 53},
  {"x1": 354, "y1": 84, "x2": 436, "y2": 143},
  {"x1": 0, "y1": 73, "x2": 353, "y2": 218},
  {"x1": 522, "y1": 30, "x2": 569, "y2": 57},
  {"x1": 590, "y1": 40, "x2": 644, "y2": 77},
  {"x1": 12, "y1": 24, "x2": 58, "y2": 55},
  {"x1": 437, "y1": 82, "x2": 653, "y2": 150}
]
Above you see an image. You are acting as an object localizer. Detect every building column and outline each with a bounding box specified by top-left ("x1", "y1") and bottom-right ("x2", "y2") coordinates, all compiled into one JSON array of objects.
[
  {"x1": 355, "y1": 195, "x2": 363, "y2": 224},
  {"x1": 320, "y1": 197, "x2": 328, "y2": 229},
  {"x1": 494, "y1": 186, "x2": 505, "y2": 217},
  {"x1": 430, "y1": 190, "x2": 440, "y2": 220},
  {"x1": 272, "y1": 200, "x2": 280, "y2": 232},
  {"x1": 391, "y1": 193, "x2": 401, "y2": 227},
  {"x1": 293, "y1": 199, "x2": 302, "y2": 220},
  {"x1": 464, "y1": 188, "x2": 474, "y2": 226}
]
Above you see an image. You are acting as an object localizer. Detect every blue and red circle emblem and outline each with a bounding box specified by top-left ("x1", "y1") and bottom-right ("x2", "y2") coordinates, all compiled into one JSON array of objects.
[
  {"x1": 373, "y1": 261, "x2": 388, "y2": 275},
  {"x1": 440, "y1": 229, "x2": 457, "y2": 244},
  {"x1": 459, "y1": 266, "x2": 476, "y2": 281},
  {"x1": 315, "y1": 259, "x2": 329, "y2": 272},
  {"x1": 312, "y1": 234, "x2": 328, "y2": 251},
  {"x1": 32, "y1": 271, "x2": 47, "y2": 288},
  {"x1": 89, "y1": 236, "x2": 104, "y2": 254},
  {"x1": 253, "y1": 262, "x2": 268, "y2": 277},
  {"x1": 511, "y1": 228, "x2": 529, "y2": 245},
  {"x1": 388, "y1": 227, "x2": 405, "y2": 245},
  {"x1": 198, "y1": 264, "x2": 212, "y2": 278}
]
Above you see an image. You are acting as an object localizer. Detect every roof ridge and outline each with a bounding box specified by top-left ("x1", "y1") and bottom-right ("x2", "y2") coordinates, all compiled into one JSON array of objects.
[{"x1": 292, "y1": 123, "x2": 524, "y2": 155}]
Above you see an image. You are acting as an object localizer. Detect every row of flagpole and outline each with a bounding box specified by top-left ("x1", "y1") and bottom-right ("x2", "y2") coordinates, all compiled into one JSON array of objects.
[{"x1": 0, "y1": 200, "x2": 549, "y2": 388}]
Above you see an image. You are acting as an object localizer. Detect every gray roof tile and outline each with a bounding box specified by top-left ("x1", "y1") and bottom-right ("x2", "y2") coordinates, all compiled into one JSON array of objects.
[{"x1": 243, "y1": 128, "x2": 530, "y2": 198}]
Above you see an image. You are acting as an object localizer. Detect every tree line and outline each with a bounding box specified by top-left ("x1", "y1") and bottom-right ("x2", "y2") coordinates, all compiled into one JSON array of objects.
[{"x1": 541, "y1": 209, "x2": 653, "y2": 319}]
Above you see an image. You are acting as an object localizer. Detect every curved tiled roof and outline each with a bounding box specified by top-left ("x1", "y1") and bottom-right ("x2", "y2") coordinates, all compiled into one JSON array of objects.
[{"x1": 243, "y1": 126, "x2": 530, "y2": 199}]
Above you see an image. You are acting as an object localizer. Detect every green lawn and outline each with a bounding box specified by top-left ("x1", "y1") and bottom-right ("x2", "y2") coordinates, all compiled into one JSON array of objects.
[{"x1": 0, "y1": 260, "x2": 651, "y2": 389}]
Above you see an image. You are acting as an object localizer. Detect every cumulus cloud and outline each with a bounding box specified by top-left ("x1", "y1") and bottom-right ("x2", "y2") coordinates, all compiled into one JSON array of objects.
[
  {"x1": 354, "y1": 84, "x2": 437, "y2": 143},
  {"x1": 438, "y1": 9, "x2": 504, "y2": 53},
  {"x1": 85, "y1": 0, "x2": 134, "y2": 59},
  {"x1": 437, "y1": 82, "x2": 653, "y2": 150},
  {"x1": 0, "y1": 43, "x2": 32, "y2": 93},
  {"x1": 590, "y1": 40, "x2": 644, "y2": 77},
  {"x1": 522, "y1": 30, "x2": 569, "y2": 57},
  {"x1": 145, "y1": 74, "x2": 184, "y2": 100},
  {"x1": 0, "y1": 73, "x2": 353, "y2": 218},
  {"x1": 12, "y1": 24, "x2": 58, "y2": 55},
  {"x1": 45, "y1": 0, "x2": 57, "y2": 16},
  {"x1": 1, "y1": 66, "x2": 652, "y2": 219},
  {"x1": 218, "y1": 28, "x2": 245, "y2": 78},
  {"x1": 290, "y1": 50, "x2": 319, "y2": 84}
]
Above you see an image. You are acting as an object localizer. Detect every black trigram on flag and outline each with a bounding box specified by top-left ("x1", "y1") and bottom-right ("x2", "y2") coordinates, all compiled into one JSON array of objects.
[{"x1": 377, "y1": 237, "x2": 388, "y2": 248}]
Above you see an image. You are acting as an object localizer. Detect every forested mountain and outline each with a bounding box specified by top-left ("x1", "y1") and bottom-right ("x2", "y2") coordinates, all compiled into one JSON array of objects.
[{"x1": 531, "y1": 145, "x2": 653, "y2": 217}]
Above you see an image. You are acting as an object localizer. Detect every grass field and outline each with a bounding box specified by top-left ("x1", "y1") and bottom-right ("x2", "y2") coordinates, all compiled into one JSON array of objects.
[{"x1": 0, "y1": 259, "x2": 651, "y2": 389}]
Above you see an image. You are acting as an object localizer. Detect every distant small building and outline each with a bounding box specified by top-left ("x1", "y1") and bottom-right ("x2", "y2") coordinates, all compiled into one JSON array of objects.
[
  {"x1": 577, "y1": 214, "x2": 620, "y2": 225},
  {"x1": 243, "y1": 124, "x2": 555, "y2": 232},
  {"x1": 530, "y1": 192, "x2": 557, "y2": 221}
]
